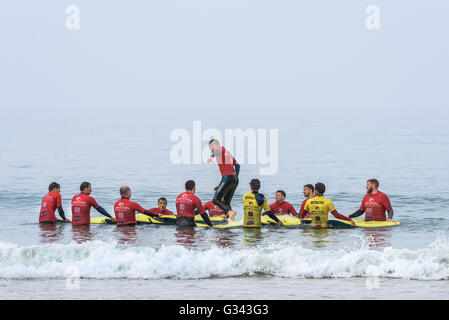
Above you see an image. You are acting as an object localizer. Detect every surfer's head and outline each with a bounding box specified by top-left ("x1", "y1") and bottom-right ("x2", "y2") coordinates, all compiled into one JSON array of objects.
[
  {"x1": 185, "y1": 180, "x2": 196, "y2": 194},
  {"x1": 303, "y1": 184, "x2": 314, "y2": 198},
  {"x1": 208, "y1": 139, "x2": 220, "y2": 152},
  {"x1": 366, "y1": 179, "x2": 379, "y2": 194},
  {"x1": 249, "y1": 179, "x2": 261, "y2": 192},
  {"x1": 48, "y1": 182, "x2": 61, "y2": 193},
  {"x1": 80, "y1": 182, "x2": 92, "y2": 195},
  {"x1": 120, "y1": 186, "x2": 131, "y2": 199},
  {"x1": 314, "y1": 183, "x2": 325, "y2": 196}
]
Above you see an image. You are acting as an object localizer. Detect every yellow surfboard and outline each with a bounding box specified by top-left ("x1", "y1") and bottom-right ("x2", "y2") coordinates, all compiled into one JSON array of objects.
[
  {"x1": 301, "y1": 218, "x2": 400, "y2": 228},
  {"x1": 261, "y1": 215, "x2": 302, "y2": 226}
]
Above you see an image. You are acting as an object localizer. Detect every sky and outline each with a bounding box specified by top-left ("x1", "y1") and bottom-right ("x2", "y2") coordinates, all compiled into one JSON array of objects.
[{"x1": 0, "y1": 1, "x2": 448, "y2": 149}]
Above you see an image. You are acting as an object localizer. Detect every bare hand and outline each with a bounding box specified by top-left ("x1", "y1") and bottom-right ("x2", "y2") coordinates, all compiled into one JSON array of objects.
[
  {"x1": 386, "y1": 219, "x2": 396, "y2": 222},
  {"x1": 110, "y1": 217, "x2": 116, "y2": 222},
  {"x1": 277, "y1": 221, "x2": 283, "y2": 226},
  {"x1": 350, "y1": 219, "x2": 355, "y2": 227},
  {"x1": 64, "y1": 219, "x2": 71, "y2": 223}
]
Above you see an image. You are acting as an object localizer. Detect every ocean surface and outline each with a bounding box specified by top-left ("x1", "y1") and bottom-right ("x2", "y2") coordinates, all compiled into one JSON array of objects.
[{"x1": 1, "y1": 109, "x2": 449, "y2": 299}]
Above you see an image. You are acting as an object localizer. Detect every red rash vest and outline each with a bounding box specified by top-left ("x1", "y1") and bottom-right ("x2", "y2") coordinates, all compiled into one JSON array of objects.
[
  {"x1": 203, "y1": 201, "x2": 226, "y2": 217},
  {"x1": 215, "y1": 146, "x2": 238, "y2": 176},
  {"x1": 114, "y1": 198, "x2": 148, "y2": 225},
  {"x1": 71, "y1": 193, "x2": 99, "y2": 226},
  {"x1": 269, "y1": 201, "x2": 298, "y2": 216},
  {"x1": 39, "y1": 191, "x2": 62, "y2": 223},
  {"x1": 360, "y1": 191, "x2": 392, "y2": 221},
  {"x1": 148, "y1": 207, "x2": 174, "y2": 215},
  {"x1": 176, "y1": 191, "x2": 205, "y2": 218}
]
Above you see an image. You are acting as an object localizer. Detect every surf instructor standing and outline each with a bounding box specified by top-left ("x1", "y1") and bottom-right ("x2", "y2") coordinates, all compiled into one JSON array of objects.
[{"x1": 207, "y1": 139, "x2": 239, "y2": 221}]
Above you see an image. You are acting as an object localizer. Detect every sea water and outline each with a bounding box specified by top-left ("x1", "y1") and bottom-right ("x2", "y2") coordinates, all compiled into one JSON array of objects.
[{"x1": 0, "y1": 108, "x2": 448, "y2": 299}]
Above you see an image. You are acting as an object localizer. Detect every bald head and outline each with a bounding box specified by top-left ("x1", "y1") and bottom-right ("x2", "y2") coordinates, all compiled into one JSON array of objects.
[{"x1": 120, "y1": 186, "x2": 131, "y2": 198}]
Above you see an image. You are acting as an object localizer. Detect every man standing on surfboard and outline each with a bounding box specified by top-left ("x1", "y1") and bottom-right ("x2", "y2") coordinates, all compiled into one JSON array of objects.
[
  {"x1": 207, "y1": 139, "x2": 239, "y2": 221},
  {"x1": 301, "y1": 182, "x2": 355, "y2": 228},
  {"x1": 349, "y1": 179, "x2": 395, "y2": 222}
]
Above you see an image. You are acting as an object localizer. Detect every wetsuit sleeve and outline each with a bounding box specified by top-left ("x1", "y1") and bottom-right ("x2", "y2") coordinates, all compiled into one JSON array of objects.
[
  {"x1": 289, "y1": 203, "x2": 298, "y2": 216},
  {"x1": 382, "y1": 194, "x2": 393, "y2": 219},
  {"x1": 349, "y1": 209, "x2": 365, "y2": 218},
  {"x1": 234, "y1": 163, "x2": 240, "y2": 176},
  {"x1": 330, "y1": 210, "x2": 351, "y2": 221},
  {"x1": 265, "y1": 210, "x2": 280, "y2": 223},
  {"x1": 57, "y1": 207, "x2": 67, "y2": 220},
  {"x1": 132, "y1": 202, "x2": 157, "y2": 217},
  {"x1": 200, "y1": 213, "x2": 213, "y2": 227},
  {"x1": 95, "y1": 205, "x2": 112, "y2": 218},
  {"x1": 143, "y1": 210, "x2": 159, "y2": 218},
  {"x1": 387, "y1": 209, "x2": 394, "y2": 219}
]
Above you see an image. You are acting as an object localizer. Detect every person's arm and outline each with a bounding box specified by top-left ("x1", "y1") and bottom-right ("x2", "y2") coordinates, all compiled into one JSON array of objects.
[
  {"x1": 289, "y1": 203, "x2": 298, "y2": 216},
  {"x1": 200, "y1": 213, "x2": 213, "y2": 227},
  {"x1": 143, "y1": 210, "x2": 159, "y2": 218},
  {"x1": 211, "y1": 148, "x2": 222, "y2": 158},
  {"x1": 349, "y1": 209, "x2": 364, "y2": 219},
  {"x1": 133, "y1": 202, "x2": 159, "y2": 218},
  {"x1": 234, "y1": 163, "x2": 240, "y2": 176},
  {"x1": 383, "y1": 194, "x2": 394, "y2": 221},
  {"x1": 57, "y1": 207, "x2": 68, "y2": 221},
  {"x1": 265, "y1": 210, "x2": 281, "y2": 224},
  {"x1": 95, "y1": 205, "x2": 112, "y2": 218},
  {"x1": 387, "y1": 209, "x2": 394, "y2": 220}
]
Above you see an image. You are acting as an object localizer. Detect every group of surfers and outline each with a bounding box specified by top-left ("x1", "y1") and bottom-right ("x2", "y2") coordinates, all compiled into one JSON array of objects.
[{"x1": 39, "y1": 139, "x2": 395, "y2": 228}]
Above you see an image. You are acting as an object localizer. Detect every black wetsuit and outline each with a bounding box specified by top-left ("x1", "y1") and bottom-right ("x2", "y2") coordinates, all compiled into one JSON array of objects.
[{"x1": 213, "y1": 174, "x2": 239, "y2": 214}]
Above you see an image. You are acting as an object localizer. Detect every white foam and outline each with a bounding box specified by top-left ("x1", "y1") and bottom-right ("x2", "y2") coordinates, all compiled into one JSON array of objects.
[{"x1": 1, "y1": 236, "x2": 449, "y2": 280}]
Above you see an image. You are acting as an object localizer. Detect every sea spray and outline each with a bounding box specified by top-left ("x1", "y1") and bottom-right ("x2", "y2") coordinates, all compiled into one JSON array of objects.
[{"x1": 1, "y1": 236, "x2": 449, "y2": 280}]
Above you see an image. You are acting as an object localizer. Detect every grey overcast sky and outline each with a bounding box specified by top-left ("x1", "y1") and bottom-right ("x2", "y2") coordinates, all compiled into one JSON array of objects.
[{"x1": 0, "y1": 1, "x2": 448, "y2": 131}]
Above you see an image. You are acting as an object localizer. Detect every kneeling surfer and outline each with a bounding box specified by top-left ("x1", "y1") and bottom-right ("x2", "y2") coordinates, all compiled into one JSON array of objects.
[
  {"x1": 243, "y1": 179, "x2": 283, "y2": 227},
  {"x1": 301, "y1": 182, "x2": 355, "y2": 227},
  {"x1": 175, "y1": 180, "x2": 213, "y2": 227}
]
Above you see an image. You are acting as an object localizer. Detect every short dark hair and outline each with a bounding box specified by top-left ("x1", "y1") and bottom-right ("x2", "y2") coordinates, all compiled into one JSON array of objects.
[
  {"x1": 80, "y1": 182, "x2": 91, "y2": 192},
  {"x1": 315, "y1": 182, "x2": 326, "y2": 195},
  {"x1": 158, "y1": 197, "x2": 167, "y2": 203},
  {"x1": 367, "y1": 179, "x2": 379, "y2": 188},
  {"x1": 276, "y1": 190, "x2": 286, "y2": 198},
  {"x1": 120, "y1": 186, "x2": 130, "y2": 197},
  {"x1": 208, "y1": 139, "x2": 219, "y2": 145},
  {"x1": 185, "y1": 180, "x2": 195, "y2": 191},
  {"x1": 304, "y1": 184, "x2": 314, "y2": 192},
  {"x1": 249, "y1": 179, "x2": 260, "y2": 191},
  {"x1": 48, "y1": 182, "x2": 60, "y2": 192},
  {"x1": 214, "y1": 186, "x2": 218, "y2": 191}
]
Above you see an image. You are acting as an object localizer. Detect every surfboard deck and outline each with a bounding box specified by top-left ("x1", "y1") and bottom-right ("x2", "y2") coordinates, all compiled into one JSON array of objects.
[{"x1": 301, "y1": 218, "x2": 400, "y2": 228}]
